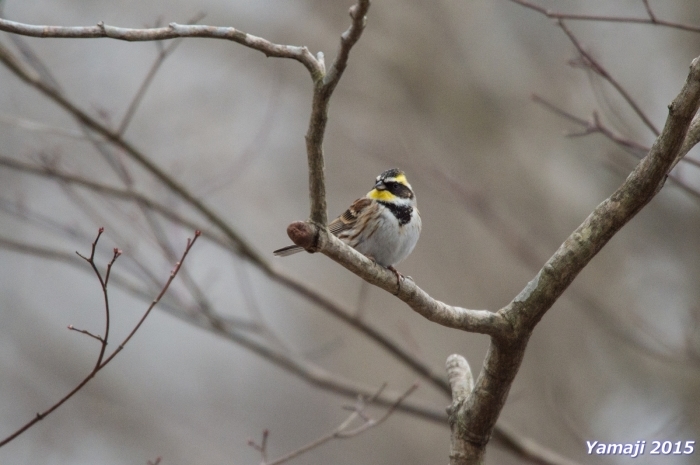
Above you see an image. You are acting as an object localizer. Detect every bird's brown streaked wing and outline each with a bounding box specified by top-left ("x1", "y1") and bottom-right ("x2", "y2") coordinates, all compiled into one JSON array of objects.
[{"x1": 328, "y1": 197, "x2": 372, "y2": 236}]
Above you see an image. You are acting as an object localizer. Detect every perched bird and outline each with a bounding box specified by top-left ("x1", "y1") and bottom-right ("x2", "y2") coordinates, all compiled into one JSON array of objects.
[{"x1": 273, "y1": 168, "x2": 421, "y2": 282}]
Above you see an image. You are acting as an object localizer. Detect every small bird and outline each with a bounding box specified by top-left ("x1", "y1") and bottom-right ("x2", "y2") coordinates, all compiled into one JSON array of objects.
[{"x1": 274, "y1": 168, "x2": 421, "y2": 282}]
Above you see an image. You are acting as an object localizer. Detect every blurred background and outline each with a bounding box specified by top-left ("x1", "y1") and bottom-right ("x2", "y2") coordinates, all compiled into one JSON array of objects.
[{"x1": 1, "y1": 0, "x2": 699, "y2": 464}]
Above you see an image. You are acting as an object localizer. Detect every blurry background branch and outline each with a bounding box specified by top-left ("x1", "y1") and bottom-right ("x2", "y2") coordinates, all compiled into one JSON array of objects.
[
  {"x1": 250, "y1": 382, "x2": 419, "y2": 465},
  {"x1": 509, "y1": 0, "x2": 700, "y2": 33}
]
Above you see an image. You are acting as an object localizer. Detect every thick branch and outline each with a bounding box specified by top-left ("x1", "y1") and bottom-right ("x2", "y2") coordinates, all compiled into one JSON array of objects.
[
  {"x1": 285, "y1": 221, "x2": 510, "y2": 337},
  {"x1": 446, "y1": 354, "x2": 475, "y2": 465},
  {"x1": 491, "y1": 422, "x2": 583, "y2": 465},
  {"x1": 506, "y1": 56, "x2": 700, "y2": 332},
  {"x1": 305, "y1": 0, "x2": 370, "y2": 226},
  {"x1": 452, "y1": 55, "x2": 700, "y2": 463}
]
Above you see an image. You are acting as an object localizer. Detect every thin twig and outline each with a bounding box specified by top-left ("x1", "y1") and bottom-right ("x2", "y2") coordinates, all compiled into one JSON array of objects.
[
  {"x1": 532, "y1": 94, "x2": 650, "y2": 154},
  {"x1": 0, "y1": 40, "x2": 268, "y2": 266},
  {"x1": 75, "y1": 228, "x2": 113, "y2": 368},
  {"x1": 532, "y1": 94, "x2": 700, "y2": 181},
  {"x1": 0, "y1": 230, "x2": 200, "y2": 448},
  {"x1": 642, "y1": 0, "x2": 657, "y2": 22},
  {"x1": 557, "y1": 20, "x2": 660, "y2": 136},
  {"x1": 117, "y1": 12, "x2": 206, "y2": 135},
  {"x1": 263, "y1": 383, "x2": 418, "y2": 465},
  {"x1": 247, "y1": 429, "x2": 269, "y2": 464},
  {"x1": 509, "y1": 0, "x2": 700, "y2": 33},
  {"x1": 67, "y1": 325, "x2": 104, "y2": 343},
  {"x1": 0, "y1": 156, "x2": 230, "y2": 247}
]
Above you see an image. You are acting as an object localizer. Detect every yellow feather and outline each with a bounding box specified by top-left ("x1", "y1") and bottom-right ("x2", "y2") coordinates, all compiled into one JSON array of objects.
[
  {"x1": 367, "y1": 189, "x2": 397, "y2": 201},
  {"x1": 394, "y1": 173, "x2": 408, "y2": 185}
]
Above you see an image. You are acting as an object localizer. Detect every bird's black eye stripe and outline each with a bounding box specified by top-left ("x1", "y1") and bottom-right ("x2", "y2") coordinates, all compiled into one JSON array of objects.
[{"x1": 385, "y1": 181, "x2": 413, "y2": 198}]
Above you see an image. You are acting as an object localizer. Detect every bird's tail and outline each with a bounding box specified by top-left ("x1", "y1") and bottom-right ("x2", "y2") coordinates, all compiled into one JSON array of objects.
[{"x1": 273, "y1": 244, "x2": 304, "y2": 257}]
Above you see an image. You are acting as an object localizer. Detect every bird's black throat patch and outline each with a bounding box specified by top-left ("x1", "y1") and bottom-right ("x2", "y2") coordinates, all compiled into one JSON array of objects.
[{"x1": 379, "y1": 201, "x2": 413, "y2": 226}]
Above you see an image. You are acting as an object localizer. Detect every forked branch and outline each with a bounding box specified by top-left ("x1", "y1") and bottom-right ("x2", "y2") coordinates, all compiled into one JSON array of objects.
[
  {"x1": 305, "y1": 0, "x2": 371, "y2": 226},
  {"x1": 453, "y1": 55, "x2": 700, "y2": 464},
  {"x1": 0, "y1": 229, "x2": 200, "y2": 448}
]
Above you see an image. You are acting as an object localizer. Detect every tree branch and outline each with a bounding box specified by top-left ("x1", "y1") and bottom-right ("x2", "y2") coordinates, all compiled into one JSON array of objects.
[
  {"x1": 0, "y1": 229, "x2": 200, "y2": 448},
  {"x1": 0, "y1": 40, "x2": 267, "y2": 266},
  {"x1": 305, "y1": 0, "x2": 371, "y2": 226},
  {"x1": 509, "y1": 0, "x2": 700, "y2": 33},
  {"x1": 451, "y1": 55, "x2": 700, "y2": 463},
  {"x1": 531, "y1": 94, "x2": 651, "y2": 155},
  {"x1": 117, "y1": 12, "x2": 207, "y2": 136},
  {"x1": 258, "y1": 383, "x2": 419, "y2": 465},
  {"x1": 556, "y1": 19, "x2": 660, "y2": 136},
  {"x1": 530, "y1": 95, "x2": 700, "y2": 193},
  {"x1": 0, "y1": 155, "x2": 231, "y2": 247},
  {"x1": 446, "y1": 354, "x2": 475, "y2": 465},
  {"x1": 0, "y1": 17, "x2": 322, "y2": 77},
  {"x1": 284, "y1": 221, "x2": 511, "y2": 337}
]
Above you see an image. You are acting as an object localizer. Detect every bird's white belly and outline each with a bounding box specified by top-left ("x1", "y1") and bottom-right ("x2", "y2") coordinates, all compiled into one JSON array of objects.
[{"x1": 354, "y1": 207, "x2": 421, "y2": 267}]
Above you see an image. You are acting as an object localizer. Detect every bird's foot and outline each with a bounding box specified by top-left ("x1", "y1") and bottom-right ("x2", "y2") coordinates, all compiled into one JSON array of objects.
[
  {"x1": 387, "y1": 265, "x2": 407, "y2": 296},
  {"x1": 365, "y1": 256, "x2": 410, "y2": 296}
]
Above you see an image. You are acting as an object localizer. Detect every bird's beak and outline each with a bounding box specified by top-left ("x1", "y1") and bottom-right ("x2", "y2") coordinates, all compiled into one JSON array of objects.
[{"x1": 374, "y1": 180, "x2": 386, "y2": 190}]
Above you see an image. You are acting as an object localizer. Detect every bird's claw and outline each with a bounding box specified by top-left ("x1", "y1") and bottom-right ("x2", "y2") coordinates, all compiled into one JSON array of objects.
[
  {"x1": 366, "y1": 256, "x2": 408, "y2": 296},
  {"x1": 387, "y1": 265, "x2": 404, "y2": 295}
]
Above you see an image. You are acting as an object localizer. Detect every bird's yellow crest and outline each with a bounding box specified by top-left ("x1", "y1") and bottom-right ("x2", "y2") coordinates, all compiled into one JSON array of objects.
[{"x1": 393, "y1": 173, "x2": 408, "y2": 186}]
